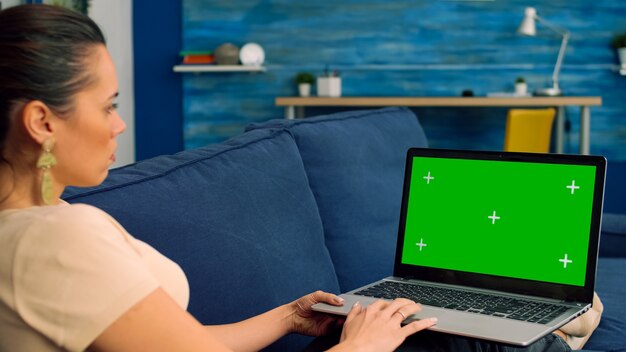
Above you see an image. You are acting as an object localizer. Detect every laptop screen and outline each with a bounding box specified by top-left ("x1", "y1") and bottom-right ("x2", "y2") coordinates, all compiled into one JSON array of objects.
[{"x1": 395, "y1": 149, "x2": 606, "y2": 301}]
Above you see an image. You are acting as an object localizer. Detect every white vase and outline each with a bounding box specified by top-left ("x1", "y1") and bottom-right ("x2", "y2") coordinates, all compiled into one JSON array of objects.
[
  {"x1": 317, "y1": 76, "x2": 341, "y2": 97},
  {"x1": 298, "y1": 83, "x2": 311, "y2": 97},
  {"x1": 515, "y1": 82, "x2": 528, "y2": 96}
]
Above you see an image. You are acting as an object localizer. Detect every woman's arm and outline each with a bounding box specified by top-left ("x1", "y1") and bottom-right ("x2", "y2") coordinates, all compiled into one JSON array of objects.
[
  {"x1": 90, "y1": 288, "x2": 435, "y2": 352},
  {"x1": 204, "y1": 291, "x2": 344, "y2": 351},
  {"x1": 90, "y1": 288, "x2": 233, "y2": 352},
  {"x1": 204, "y1": 292, "x2": 438, "y2": 352},
  {"x1": 203, "y1": 304, "x2": 292, "y2": 351},
  {"x1": 90, "y1": 289, "x2": 342, "y2": 352}
]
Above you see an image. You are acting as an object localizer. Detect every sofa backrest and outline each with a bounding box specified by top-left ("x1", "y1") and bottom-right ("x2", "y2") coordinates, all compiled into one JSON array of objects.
[
  {"x1": 63, "y1": 128, "x2": 339, "y2": 351},
  {"x1": 599, "y1": 213, "x2": 626, "y2": 257},
  {"x1": 247, "y1": 107, "x2": 428, "y2": 291}
]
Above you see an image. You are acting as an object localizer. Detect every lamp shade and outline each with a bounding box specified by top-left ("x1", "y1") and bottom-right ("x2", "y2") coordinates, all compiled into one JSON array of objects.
[{"x1": 517, "y1": 7, "x2": 537, "y2": 36}]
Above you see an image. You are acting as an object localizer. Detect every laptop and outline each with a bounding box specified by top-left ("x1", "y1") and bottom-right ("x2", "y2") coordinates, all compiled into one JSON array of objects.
[{"x1": 312, "y1": 148, "x2": 606, "y2": 346}]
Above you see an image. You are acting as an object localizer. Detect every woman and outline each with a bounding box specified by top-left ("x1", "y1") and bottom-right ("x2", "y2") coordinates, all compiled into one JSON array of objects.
[
  {"x1": 0, "y1": 4, "x2": 435, "y2": 351},
  {"x1": 0, "y1": 4, "x2": 594, "y2": 352}
]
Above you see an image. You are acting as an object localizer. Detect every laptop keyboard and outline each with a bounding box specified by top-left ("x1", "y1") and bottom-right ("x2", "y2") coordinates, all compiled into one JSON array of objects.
[{"x1": 354, "y1": 281, "x2": 570, "y2": 324}]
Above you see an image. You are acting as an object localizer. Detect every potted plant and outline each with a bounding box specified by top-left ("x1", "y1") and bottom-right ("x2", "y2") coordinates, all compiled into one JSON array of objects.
[
  {"x1": 514, "y1": 76, "x2": 527, "y2": 96},
  {"x1": 295, "y1": 72, "x2": 314, "y2": 97},
  {"x1": 611, "y1": 32, "x2": 626, "y2": 73}
]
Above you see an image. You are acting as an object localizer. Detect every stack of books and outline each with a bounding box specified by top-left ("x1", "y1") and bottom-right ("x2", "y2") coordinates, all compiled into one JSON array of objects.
[{"x1": 180, "y1": 51, "x2": 214, "y2": 64}]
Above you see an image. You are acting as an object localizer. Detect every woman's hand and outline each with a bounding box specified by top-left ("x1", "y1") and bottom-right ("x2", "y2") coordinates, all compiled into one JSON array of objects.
[
  {"x1": 288, "y1": 290, "x2": 345, "y2": 336},
  {"x1": 334, "y1": 298, "x2": 437, "y2": 352}
]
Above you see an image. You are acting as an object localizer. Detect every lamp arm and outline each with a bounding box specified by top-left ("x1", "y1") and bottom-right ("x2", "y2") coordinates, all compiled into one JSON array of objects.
[
  {"x1": 552, "y1": 32, "x2": 570, "y2": 89},
  {"x1": 535, "y1": 15, "x2": 570, "y2": 89}
]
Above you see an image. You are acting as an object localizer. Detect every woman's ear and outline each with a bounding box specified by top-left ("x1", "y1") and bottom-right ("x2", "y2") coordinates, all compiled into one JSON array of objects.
[{"x1": 21, "y1": 100, "x2": 55, "y2": 145}]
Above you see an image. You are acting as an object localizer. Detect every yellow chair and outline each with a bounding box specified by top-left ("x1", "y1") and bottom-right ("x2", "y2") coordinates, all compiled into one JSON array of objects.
[{"x1": 503, "y1": 108, "x2": 556, "y2": 153}]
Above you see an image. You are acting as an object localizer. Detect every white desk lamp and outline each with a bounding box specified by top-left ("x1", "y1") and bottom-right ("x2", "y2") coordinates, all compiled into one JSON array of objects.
[{"x1": 518, "y1": 7, "x2": 570, "y2": 96}]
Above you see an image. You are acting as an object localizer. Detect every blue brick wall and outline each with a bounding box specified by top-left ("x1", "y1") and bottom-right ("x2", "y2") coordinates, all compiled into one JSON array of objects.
[{"x1": 181, "y1": 0, "x2": 626, "y2": 163}]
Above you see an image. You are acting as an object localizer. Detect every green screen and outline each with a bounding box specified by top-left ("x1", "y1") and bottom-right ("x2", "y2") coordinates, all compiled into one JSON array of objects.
[{"x1": 401, "y1": 157, "x2": 596, "y2": 287}]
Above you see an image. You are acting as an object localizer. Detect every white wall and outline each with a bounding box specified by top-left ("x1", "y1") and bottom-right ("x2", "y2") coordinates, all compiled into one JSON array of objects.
[
  {"x1": 90, "y1": 0, "x2": 135, "y2": 167},
  {"x1": 1, "y1": 0, "x2": 21, "y2": 8}
]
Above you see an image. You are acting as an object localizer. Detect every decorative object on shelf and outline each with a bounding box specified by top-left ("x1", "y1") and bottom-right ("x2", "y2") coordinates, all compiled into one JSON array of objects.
[
  {"x1": 295, "y1": 72, "x2": 314, "y2": 97},
  {"x1": 26, "y1": 0, "x2": 90, "y2": 14},
  {"x1": 514, "y1": 77, "x2": 528, "y2": 96},
  {"x1": 517, "y1": 7, "x2": 569, "y2": 96},
  {"x1": 461, "y1": 89, "x2": 474, "y2": 97},
  {"x1": 239, "y1": 42, "x2": 265, "y2": 66},
  {"x1": 317, "y1": 66, "x2": 341, "y2": 97},
  {"x1": 611, "y1": 32, "x2": 626, "y2": 75},
  {"x1": 180, "y1": 50, "x2": 214, "y2": 64},
  {"x1": 214, "y1": 43, "x2": 240, "y2": 65},
  {"x1": 25, "y1": 0, "x2": 91, "y2": 15}
]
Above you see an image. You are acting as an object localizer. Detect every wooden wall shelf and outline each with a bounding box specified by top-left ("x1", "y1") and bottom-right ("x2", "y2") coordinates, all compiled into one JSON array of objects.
[{"x1": 173, "y1": 65, "x2": 267, "y2": 73}]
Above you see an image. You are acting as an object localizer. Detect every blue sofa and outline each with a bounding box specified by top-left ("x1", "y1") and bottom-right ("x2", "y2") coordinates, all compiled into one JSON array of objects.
[{"x1": 63, "y1": 107, "x2": 626, "y2": 351}]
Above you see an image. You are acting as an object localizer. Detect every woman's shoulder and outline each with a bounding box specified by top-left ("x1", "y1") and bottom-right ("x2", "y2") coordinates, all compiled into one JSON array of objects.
[
  {"x1": 2, "y1": 203, "x2": 163, "y2": 352},
  {"x1": 42, "y1": 202, "x2": 109, "y2": 218},
  {"x1": 9, "y1": 202, "x2": 113, "y2": 226},
  {"x1": 1, "y1": 202, "x2": 124, "y2": 247}
]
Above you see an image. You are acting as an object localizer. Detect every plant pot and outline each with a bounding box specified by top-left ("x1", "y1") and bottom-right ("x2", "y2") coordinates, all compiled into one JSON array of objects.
[
  {"x1": 515, "y1": 82, "x2": 528, "y2": 96},
  {"x1": 298, "y1": 83, "x2": 311, "y2": 97},
  {"x1": 317, "y1": 76, "x2": 341, "y2": 97}
]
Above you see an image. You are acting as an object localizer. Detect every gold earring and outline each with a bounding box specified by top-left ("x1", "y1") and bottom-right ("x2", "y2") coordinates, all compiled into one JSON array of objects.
[{"x1": 36, "y1": 138, "x2": 57, "y2": 205}]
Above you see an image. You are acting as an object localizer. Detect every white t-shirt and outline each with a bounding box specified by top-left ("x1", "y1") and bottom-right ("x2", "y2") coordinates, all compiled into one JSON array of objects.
[{"x1": 0, "y1": 203, "x2": 189, "y2": 351}]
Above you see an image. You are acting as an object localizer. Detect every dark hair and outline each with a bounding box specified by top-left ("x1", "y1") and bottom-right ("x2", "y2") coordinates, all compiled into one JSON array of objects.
[{"x1": 0, "y1": 4, "x2": 105, "y2": 156}]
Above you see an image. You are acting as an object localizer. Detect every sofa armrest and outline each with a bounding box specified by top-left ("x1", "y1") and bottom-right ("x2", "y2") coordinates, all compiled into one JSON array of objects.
[{"x1": 599, "y1": 213, "x2": 626, "y2": 257}]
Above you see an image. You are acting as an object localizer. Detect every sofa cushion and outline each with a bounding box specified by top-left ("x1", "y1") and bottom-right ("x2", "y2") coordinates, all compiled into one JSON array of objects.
[
  {"x1": 63, "y1": 128, "x2": 340, "y2": 351},
  {"x1": 599, "y1": 213, "x2": 626, "y2": 258},
  {"x1": 247, "y1": 107, "x2": 428, "y2": 292},
  {"x1": 583, "y1": 257, "x2": 626, "y2": 351}
]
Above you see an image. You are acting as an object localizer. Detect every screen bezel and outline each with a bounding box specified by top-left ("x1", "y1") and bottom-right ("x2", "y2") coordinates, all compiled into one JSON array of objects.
[{"x1": 393, "y1": 148, "x2": 606, "y2": 303}]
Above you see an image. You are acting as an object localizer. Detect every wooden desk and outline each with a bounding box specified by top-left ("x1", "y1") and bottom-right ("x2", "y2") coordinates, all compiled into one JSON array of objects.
[{"x1": 275, "y1": 96, "x2": 603, "y2": 155}]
